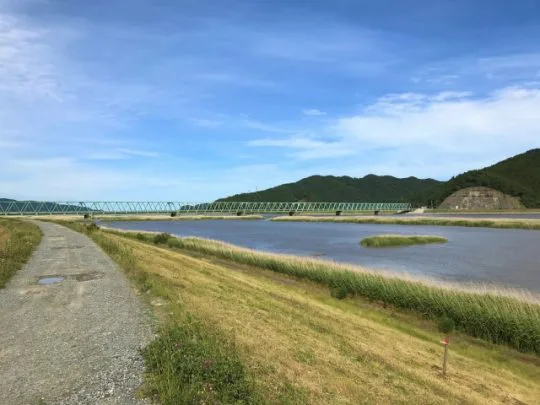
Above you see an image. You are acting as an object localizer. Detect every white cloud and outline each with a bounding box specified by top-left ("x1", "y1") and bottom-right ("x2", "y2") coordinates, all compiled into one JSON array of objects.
[
  {"x1": 337, "y1": 86, "x2": 540, "y2": 149},
  {"x1": 249, "y1": 86, "x2": 540, "y2": 169},
  {"x1": 302, "y1": 109, "x2": 326, "y2": 116},
  {"x1": 0, "y1": 12, "x2": 64, "y2": 101}
]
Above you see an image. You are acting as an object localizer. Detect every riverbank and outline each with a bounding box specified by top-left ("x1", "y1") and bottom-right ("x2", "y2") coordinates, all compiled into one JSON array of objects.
[
  {"x1": 271, "y1": 215, "x2": 540, "y2": 230},
  {"x1": 0, "y1": 218, "x2": 42, "y2": 288},
  {"x1": 97, "y1": 226, "x2": 540, "y2": 352},
  {"x1": 64, "y1": 223, "x2": 540, "y2": 404},
  {"x1": 360, "y1": 235, "x2": 448, "y2": 247}
]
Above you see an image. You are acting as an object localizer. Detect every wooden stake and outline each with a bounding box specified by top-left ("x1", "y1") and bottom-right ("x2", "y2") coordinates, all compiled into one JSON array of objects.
[{"x1": 442, "y1": 336, "x2": 449, "y2": 377}]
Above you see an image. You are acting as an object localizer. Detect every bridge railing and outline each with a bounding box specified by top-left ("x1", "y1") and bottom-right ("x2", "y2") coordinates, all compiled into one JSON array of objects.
[{"x1": 0, "y1": 201, "x2": 411, "y2": 216}]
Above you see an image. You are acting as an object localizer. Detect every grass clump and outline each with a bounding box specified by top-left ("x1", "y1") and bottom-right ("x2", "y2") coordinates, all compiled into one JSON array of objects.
[
  {"x1": 360, "y1": 234, "x2": 448, "y2": 248},
  {"x1": 142, "y1": 320, "x2": 261, "y2": 405},
  {"x1": 0, "y1": 219, "x2": 42, "y2": 288},
  {"x1": 155, "y1": 236, "x2": 540, "y2": 354}
]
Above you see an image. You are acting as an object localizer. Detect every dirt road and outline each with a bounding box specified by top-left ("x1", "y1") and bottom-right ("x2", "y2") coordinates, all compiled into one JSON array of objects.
[{"x1": 0, "y1": 221, "x2": 153, "y2": 405}]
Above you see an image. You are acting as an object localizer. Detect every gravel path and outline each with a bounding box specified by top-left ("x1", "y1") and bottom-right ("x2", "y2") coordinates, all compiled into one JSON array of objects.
[{"x1": 0, "y1": 221, "x2": 154, "y2": 405}]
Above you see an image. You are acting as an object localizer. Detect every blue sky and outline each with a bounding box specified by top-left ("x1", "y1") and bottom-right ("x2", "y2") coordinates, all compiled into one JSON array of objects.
[{"x1": 1, "y1": 0, "x2": 540, "y2": 201}]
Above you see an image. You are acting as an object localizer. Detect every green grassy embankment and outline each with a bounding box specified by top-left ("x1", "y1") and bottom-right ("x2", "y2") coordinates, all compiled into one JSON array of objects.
[
  {"x1": 271, "y1": 215, "x2": 540, "y2": 230},
  {"x1": 0, "y1": 218, "x2": 42, "y2": 288},
  {"x1": 65, "y1": 223, "x2": 540, "y2": 404},
  {"x1": 360, "y1": 235, "x2": 448, "y2": 248}
]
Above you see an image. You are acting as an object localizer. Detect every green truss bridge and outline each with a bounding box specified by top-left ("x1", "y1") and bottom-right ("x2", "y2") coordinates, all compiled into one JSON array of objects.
[{"x1": 0, "y1": 201, "x2": 411, "y2": 216}]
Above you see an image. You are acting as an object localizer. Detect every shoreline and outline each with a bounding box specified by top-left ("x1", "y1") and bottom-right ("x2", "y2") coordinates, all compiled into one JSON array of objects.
[{"x1": 270, "y1": 215, "x2": 540, "y2": 230}]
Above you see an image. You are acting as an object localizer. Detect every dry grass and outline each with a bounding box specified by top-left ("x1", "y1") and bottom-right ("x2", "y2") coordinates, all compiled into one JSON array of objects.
[
  {"x1": 0, "y1": 219, "x2": 42, "y2": 288},
  {"x1": 0, "y1": 224, "x2": 8, "y2": 247},
  {"x1": 272, "y1": 215, "x2": 540, "y2": 230},
  {"x1": 75, "y1": 226, "x2": 540, "y2": 404}
]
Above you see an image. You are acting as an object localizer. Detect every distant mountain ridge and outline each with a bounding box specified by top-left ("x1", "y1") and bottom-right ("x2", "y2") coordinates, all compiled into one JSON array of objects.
[
  {"x1": 3, "y1": 149, "x2": 539, "y2": 209},
  {"x1": 219, "y1": 149, "x2": 540, "y2": 208},
  {"x1": 218, "y1": 175, "x2": 441, "y2": 205}
]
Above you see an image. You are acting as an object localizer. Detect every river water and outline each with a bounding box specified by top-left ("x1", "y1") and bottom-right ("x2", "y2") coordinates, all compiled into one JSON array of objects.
[{"x1": 102, "y1": 220, "x2": 540, "y2": 292}]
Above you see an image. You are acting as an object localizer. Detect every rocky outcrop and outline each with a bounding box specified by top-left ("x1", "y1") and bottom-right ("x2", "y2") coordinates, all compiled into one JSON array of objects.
[{"x1": 438, "y1": 186, "x2": 523, "y2": 210}]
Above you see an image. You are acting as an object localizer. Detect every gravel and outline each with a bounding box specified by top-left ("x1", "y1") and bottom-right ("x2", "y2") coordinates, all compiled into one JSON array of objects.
[{"x1": 0, "y1": 221, "x2": 155, "y2": 405}]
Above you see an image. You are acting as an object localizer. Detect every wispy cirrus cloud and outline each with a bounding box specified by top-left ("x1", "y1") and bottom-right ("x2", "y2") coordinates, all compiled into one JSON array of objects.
[
  {"x1": 242, "y1": 119, "x2": 295, "y2": 134},
  {"x1": 249, "y1": 137, "x2": 353, "y2": 159},
  {"x1": 302, "y1": 109, "x2": 326, "y2": 116},
  {"x1": 190, "y1": 118, "x2": 223, "y2": 128}
]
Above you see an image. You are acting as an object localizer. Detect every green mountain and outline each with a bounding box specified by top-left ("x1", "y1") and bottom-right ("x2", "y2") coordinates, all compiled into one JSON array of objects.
[
  {"x1": 430, "y1": 148, "x2": 540, "y2": 208},
  {"x1": 218, "y1": 175, "x2": 441, "y2": 205},
  {"x1": 219, "y1": 149, "x2": 540, "y2": 208},
  {"x1": 0, "y1": 200, "x2": 95, "y2": 214}
]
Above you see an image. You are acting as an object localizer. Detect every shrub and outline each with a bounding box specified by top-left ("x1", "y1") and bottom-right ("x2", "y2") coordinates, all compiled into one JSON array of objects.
[
  {"x1": 438, "y1": 317, "x2": 455, "y2": 335},
  {"x1": 135, "y1": 233, "x2": 147, "y2": 241},
  {"x1": 85, "y1": 223, "x2": 100, "y2": 233},
  {"x1": 153, "y1": 233, "x2": 171, "y2": 244},
  {"x1": 170, "y1": 212, "x2": 177, "y2": 217},
  {"x1": 330, "y1": 286, "x2": 348, "y2": 300}
]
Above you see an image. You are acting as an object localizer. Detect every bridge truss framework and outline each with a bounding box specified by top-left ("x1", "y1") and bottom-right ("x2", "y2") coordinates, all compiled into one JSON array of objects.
[{"x1": 0, "y1": 201, "x2": 411, "y2": 216}]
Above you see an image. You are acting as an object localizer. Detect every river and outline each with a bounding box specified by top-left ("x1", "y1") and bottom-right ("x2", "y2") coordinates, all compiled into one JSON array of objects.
[{"x1": 102, "y1": 220, "x2": 540, "y2": 292}]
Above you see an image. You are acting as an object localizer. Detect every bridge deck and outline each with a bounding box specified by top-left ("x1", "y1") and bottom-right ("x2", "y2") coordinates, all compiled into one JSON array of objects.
[{"x1": 0, "y1": 201, "x2": 411, "y2": 216}]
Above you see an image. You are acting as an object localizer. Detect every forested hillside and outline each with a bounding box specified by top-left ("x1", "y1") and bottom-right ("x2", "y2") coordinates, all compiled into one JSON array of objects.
[{"x1": 219, "y1": 175, "x2": 441, "y2": 205}]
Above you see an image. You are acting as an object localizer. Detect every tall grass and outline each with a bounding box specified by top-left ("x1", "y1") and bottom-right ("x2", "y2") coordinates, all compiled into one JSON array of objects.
[
  {"x1": 0, "y1": 219, "x2": 42, "y2": 288},
  {"x1": 271, "y1": 215, "x2": 540, "y2": 230},
  {"x1": 360, "y1": 235, "x2": 448, "y2": 247},
  {"x1": 142, "y1": 235, "x2": 540, "y2": 354}
]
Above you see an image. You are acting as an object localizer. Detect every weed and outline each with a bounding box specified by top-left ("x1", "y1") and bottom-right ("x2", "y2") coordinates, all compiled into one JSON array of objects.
[{"x1": 142, "y1": 321, "x2": 262, "y2": 405}]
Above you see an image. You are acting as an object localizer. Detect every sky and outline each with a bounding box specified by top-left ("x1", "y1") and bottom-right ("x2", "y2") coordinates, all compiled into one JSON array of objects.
[{"x1": 1, "y1": 0, "x2": 540, "y2": 201}]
